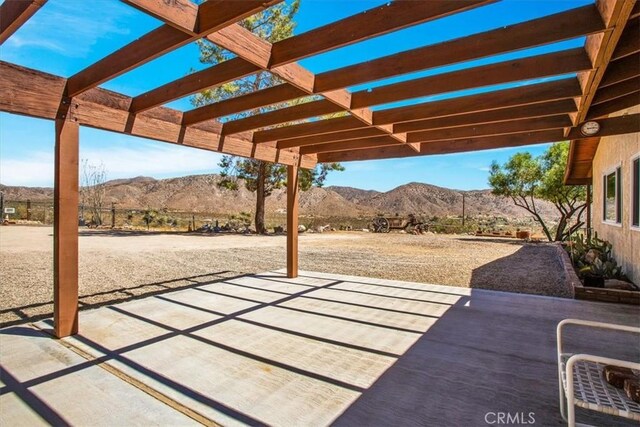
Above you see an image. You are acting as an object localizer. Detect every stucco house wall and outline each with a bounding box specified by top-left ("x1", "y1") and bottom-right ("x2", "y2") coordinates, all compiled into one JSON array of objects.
[{"x1": 591, "y1": 105, "x2": 640, "y2": 284}]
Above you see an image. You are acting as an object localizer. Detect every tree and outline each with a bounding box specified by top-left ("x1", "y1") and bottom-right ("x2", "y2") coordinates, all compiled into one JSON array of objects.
[
  {"x1": 192, "y1": 0, "x2": 344, "y2": 233},
  {"x1": 488, "y1": 142, "x2": 587, "y2": 241},
  {"x1": 80, "y1": 160, "x2": 107, "y2": 226},
  {"x1": 142, "y1": 209, "x2": 157, "y2": 231}
]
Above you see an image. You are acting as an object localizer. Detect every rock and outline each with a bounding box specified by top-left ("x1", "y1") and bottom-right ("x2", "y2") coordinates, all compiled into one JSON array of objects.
[
  {"x1": 605, "y1": 279, "x2": 636, "y2": 291},
  {"x1": 298, "y1": 225, "x2": 306, "y2": 233},
  {"x1": 361, "y1": 228, "x2": 369, "y2": 232},
  {"x1": 585, "y1": 249, "x2": 601, "y2": 264}
]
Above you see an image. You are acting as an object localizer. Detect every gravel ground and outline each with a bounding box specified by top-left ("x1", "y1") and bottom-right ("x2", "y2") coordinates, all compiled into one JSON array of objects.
[{"x1": 0, "y1": 226, "x2": 571, "y2": 326}]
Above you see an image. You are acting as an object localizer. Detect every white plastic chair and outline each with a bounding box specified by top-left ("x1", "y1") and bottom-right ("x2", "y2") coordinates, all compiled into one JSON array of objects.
[{"x1": 557, "y1": 319, "x2": 640, "y2": 426}]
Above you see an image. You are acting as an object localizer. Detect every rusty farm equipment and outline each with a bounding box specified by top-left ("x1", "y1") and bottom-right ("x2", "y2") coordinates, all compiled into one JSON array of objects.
[{"x1": 370, "y1": 214, "x2": 428, "y2": 233}]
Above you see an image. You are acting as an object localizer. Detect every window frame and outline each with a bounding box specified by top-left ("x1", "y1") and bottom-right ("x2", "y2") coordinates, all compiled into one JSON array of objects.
[
  {"x1": 602, "y1": 164, "x2": 622, "y2": 226},
  {"x1": 631, "y1": 153, "x2": 640, "y2": 231}
]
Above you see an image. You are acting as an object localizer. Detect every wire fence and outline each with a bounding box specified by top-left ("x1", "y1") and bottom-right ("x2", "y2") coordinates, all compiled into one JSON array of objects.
[
  {"x1": 0, "y1": 199, "x2": 250, "y2": 231},
  {"x1": 1, "y1": 198, "x2": 549, "y2": 235}
]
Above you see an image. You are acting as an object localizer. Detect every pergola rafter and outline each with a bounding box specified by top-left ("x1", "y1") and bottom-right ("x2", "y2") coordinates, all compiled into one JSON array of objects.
[
  {"x1": 565, "y1": 11, "x2": 640, "y2": 185},
  {"x1": 0, "y1": 0, "x2": 46, "y2": 44},
  {"x1": 66, "y1": 1, "x2": 282, "y2": 97},
  {"x1": 129, "y1": 57, "x2": 260, "y2": 113},
  {"x1": 1, "y1": 0, "x2": 638, "y2": 336},
  {"x1": 313, "y1": 4, "x2": 606, "y2": 93}
]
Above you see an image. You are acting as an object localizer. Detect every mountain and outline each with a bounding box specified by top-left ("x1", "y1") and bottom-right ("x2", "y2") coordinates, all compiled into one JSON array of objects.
[
  {"x1": 0, "y1": 174, "x2": 558, "y2": 220},
  {"x1": 332, "y1": 182, "x2": 557, "y2": 219}
]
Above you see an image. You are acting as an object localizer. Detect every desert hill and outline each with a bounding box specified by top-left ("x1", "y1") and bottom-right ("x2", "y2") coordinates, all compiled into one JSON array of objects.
[{"x1": 0, "y1": 174, "x2": 558, "y2": 220}]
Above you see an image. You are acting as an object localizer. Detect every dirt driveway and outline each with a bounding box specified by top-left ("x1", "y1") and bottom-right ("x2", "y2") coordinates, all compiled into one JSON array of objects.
[{"x1": 0, "y1": 227, "x2": 570, "y2": 326}]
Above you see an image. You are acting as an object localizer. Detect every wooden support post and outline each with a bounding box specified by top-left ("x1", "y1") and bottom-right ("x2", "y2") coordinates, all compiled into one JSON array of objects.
[
  {"x1": 54, "y1": 117, "x2": 79, "y2": 338},
  {"x1": 286, "y1": 165, "x2": 299, "y2": 278},
  {"x1": 586, "y1": 183, "x2": 592, "y2": 240}
]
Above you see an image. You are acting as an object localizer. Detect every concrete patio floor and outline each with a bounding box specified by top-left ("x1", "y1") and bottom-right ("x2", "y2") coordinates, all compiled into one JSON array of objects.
[{"x1": 1, "y1": 270, "x2": 639, "y2": 426}]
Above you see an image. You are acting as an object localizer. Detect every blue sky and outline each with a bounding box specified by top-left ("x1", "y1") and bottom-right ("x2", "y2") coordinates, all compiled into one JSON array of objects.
[{"x1": 0, "y1": 0, "x2": 589, "y2": 191}]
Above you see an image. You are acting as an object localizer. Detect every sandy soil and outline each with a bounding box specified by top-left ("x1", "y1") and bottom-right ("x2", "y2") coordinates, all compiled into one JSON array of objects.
[{"x1": 0, "y1": 226, "x2": 570, "y2": 326}]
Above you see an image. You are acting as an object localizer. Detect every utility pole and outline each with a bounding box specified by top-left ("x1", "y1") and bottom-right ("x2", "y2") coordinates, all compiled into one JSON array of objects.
[
  {"x1": 0, "y1": 192, "x2": 4, "y2": 218},
  {"x1": 462, "y1": 193, "x2": 466, "y2": 227},
  {"x1": 26, "y1": 199, "x2": 31, "y2": 221},
  {"x1": 111, "y1": 202, "x2": 117, "y2": 228}
]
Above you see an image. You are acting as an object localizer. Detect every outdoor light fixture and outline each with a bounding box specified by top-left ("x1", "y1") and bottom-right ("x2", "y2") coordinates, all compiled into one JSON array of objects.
[{"x1": 580, "y1": 120, "x2": 601, "y2": 136}]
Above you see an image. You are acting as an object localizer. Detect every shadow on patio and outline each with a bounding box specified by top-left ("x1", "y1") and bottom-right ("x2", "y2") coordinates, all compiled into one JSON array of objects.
[
  {"x1": 1, "y1": 271, "x2": 638, "y2": 426},
  {"x1": 0, "y1": 271, "x2": 247, "y2": 328}
]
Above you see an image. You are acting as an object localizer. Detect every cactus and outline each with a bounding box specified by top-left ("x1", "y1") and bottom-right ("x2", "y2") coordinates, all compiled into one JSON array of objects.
[{"x1": 567, "y1": 232, "x2": 625, "y2": 280}]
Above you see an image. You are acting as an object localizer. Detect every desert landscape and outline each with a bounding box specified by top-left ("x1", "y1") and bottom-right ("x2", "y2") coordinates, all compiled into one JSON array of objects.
[
  {"x1": 0, "y1": 226, "x2": 571, "y2": 327},
  {"x1": 0, "y1": 174, "x2": 558, "y2": 233},
  {"x1": 0, "y1": 173, "x2": 572, "y2": 327}
]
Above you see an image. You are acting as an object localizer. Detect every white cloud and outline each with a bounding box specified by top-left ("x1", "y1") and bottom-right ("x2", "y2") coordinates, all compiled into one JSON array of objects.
[
  {"x1": 80, "y1": 144, "x2": 222, "y2": 178},
  {"x1": 0, "y1": 151, "x2": 54, "y2": 187},
  {"x1": 0, "y1": 144, "x2": 222, "y2": 187},
  {"x1": 4, "y1": 1, "x2": 135, "y2": 59}
]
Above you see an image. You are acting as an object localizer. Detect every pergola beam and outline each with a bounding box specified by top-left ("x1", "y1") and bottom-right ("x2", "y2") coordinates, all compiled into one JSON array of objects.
[
  {"x1": 599, "y1": 52, "x2": 640, "y2": 87},
  {"x1": 393, "y1": 99, "x2": 578, "y2": 133},
  {"x1": 224, "y1": 73, "x2": 582, "y2": 140},
  {"x1": 570, "y1": 0, "x2": 636, "y2": 132},
  {"x1": 0, "y1": 0, "x2": 46, "y2": 45},
  {"x1": 591, "y1": 76, "x2": 640, "y2": 105},
  {"x1": 303, "y1": 115, "x2": 576, "y2": 154},
  {"x1": 586, "y1": 91, "x2": 640, "y2": 119},
  {"x1": 300, "y1": 136, "x2": 402, "y2": 155},
  {"x1": 278, "y1": 127, "x2": 387, "y2": 150},
  {"x1": 209, "y1": 24, "x2": 420, "y2": 151},
  {"x1": 181, "y1": 3, "x2": 604, "y2": 143},
  {"x1": 373, "y1": 78, "x2": 583, "y2": 125},
  {"x1": 567, "y1": 113, "x2": 640, "y2": 138},
  {"x1": 130, "y1": 58, "x2": 259, "y2": 113},
  {"x1": 351, "y1": 48, "x2": 592, "y2": 108},
  {"x1": 183, "y1": 84, "x2": 307, "y2": 125},
  {"x1": 263, "y1": 99, "x2": 578, "y2": 146},
  {"x1": 611, "y1": 17, "x2": 640, "y2": 59},
  {"x1": 406, "y1": 115, "x2": 574, "y2": 143},
  {"x1": 222, "y1": 99, "x2": 344, "y2": 136},
  {"x1": 317, "y1": 130, "x2": 566, "y2": 163},
  {"x1": 67, "y1": 0, "x2": 281, "y2": 97},
  {"x1": 317, "y1": 114, "x2": 640, "y2": 163},
  {"x1": 199, "y1": 46, "x2": 589, "y2": 134},
  {"x1": 121, "y1": 0, "x2": 198, "y2": 34},
  {"x1": 314, "y1": 5, "x2": 606, "y2": 92},
  {"x1": 268, "y1": 0, "x2": 494, "y2": 67},
  {"x1": 0, "y1": 61, "x2": 315, "y2": 168},
  {"x1": 253, "y1": 115, "x2": 367, "y2": 144}
]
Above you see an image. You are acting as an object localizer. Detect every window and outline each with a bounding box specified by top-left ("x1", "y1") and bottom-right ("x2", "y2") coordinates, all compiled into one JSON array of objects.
[
  {"x1": 633, "y1": 157, "x2": 639, "y2": 227},
  {"x1": 603, "y1": 167, "x2": 621, "y2": 223}
]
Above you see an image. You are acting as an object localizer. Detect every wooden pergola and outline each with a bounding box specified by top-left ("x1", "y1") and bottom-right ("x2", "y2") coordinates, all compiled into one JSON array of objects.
[{"x1": 1, "y1": 0, "x2": 638, "y2": 338}]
